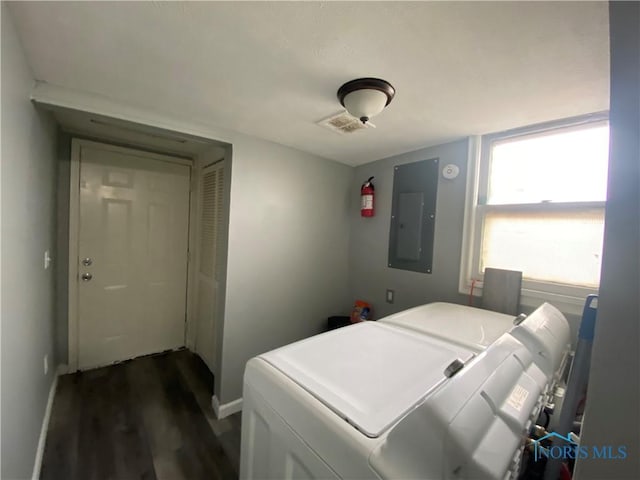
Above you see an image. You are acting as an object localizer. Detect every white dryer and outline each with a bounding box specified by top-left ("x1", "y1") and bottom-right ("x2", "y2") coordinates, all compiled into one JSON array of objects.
[
  {"x1": 379, "y1": 302, "x2": 515, "y2": 352},
  {"x1": 240, "y1": 302, "x2": 570, "y2": 480}
]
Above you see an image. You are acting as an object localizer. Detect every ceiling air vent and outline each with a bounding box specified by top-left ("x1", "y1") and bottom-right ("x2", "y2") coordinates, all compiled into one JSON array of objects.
[{"x1": 317, "y1": 111, "x2": 368, "y2": 134}]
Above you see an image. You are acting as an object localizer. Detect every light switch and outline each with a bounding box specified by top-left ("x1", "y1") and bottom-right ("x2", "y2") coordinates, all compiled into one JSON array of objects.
[{"x1": 44, "y1": 250, "x2": 52, "y2": 270}]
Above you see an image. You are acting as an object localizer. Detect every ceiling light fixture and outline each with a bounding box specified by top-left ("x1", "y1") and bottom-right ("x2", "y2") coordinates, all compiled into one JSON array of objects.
[{"x1": 337, "y1": 78, "x2": 395, "y2": 125}]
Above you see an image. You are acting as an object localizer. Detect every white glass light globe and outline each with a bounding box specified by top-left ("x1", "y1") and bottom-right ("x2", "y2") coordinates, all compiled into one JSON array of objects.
[{"x1": 343, "y1": 89, "x2": 388, "y2": 122}]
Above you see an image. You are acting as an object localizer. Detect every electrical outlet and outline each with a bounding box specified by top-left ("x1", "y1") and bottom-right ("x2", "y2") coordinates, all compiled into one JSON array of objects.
[
  {"x1": 44, "y1": 354, "x2": 49, "y2": 375},
  {"x1": 386, "y1": 289, "x2": 395, "y2": 304}
]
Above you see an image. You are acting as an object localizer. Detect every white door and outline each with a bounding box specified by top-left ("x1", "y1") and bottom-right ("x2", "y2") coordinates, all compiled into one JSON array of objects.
[
  {"x1": 76, "y1": 141, "x2": 191, "y2": 369},
  {"x1": 194, "y1": 161, "x2": 225, "y2": 371}
]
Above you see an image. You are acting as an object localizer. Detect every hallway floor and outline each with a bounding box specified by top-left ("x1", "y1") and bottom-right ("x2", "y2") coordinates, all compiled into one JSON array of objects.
[{"x1": 40, "y1": 350, "x2": 241, "y2": 480}]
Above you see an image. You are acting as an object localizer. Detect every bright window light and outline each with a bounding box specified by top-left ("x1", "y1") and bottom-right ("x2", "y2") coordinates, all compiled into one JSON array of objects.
[
  {"x1": 481, "y1": 209, "x2": 605, "y2": 287},
  {"x1": 468, "y1": 116, "x2": 610, "y2": 296},
  {"x1": 488, "y1": 125, "x2": 609, "y2": 205}
]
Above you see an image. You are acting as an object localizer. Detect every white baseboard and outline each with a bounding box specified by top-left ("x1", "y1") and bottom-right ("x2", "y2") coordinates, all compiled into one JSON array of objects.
[
  {"x1": 212, "y1": 395, "x2": 243, "y2": 419},
  {"x1": 31, "y1": 371, "x2": 60, "y2": 480}
]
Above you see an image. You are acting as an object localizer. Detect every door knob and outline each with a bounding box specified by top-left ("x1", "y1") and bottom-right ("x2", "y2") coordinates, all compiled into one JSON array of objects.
[
  {"x1": 82, "y1": 257, "x2": 93, "y2": 266},
  {"x1": 81, "y1": 272, "x2": 93, "y2": 281}
]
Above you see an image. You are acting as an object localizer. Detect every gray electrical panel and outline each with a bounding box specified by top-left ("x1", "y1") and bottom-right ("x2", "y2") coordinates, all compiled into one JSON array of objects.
[{"x1": 388, "y1": 158, "x2": 439, "y2": 273}]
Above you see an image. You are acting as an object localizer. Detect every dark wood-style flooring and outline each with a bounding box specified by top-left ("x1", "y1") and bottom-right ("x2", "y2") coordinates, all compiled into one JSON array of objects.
[{"x1": 40, "y1": 350, "x2": 241, "y2": 480}]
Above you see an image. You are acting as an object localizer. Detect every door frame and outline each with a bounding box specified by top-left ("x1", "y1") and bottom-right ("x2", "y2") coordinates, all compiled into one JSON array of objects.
[{"x1": 67, "y1": 138, "x2": 196, "y2": 371}]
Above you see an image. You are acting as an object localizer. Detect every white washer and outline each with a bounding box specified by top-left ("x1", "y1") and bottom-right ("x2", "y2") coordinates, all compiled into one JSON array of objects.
[
  {"x1": 240, "y1": 302, "x2": 570, "y2": 480},
  {"x1": 260, "y1": 321, "x2": 474, "y2": 438}
]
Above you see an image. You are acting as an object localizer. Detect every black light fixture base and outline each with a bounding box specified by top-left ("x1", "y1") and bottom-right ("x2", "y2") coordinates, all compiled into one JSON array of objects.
[{"x1": 337, "y1": 78, "x2": 396, "y2": 107}]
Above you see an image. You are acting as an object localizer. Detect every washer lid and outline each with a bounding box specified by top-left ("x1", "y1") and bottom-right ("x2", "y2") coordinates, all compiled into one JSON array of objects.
[
  {"x1": 261, "y1": 322, "x2": 473, "y2": 438},
  {"x1": 380, "y1": 302, "x2": 514, "y2": 351}
]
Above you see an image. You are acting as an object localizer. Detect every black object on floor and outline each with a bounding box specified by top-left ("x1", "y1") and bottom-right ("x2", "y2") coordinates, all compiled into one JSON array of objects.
[{"x1": 327, "y1": 315, "x2": 351, "y2": 330}]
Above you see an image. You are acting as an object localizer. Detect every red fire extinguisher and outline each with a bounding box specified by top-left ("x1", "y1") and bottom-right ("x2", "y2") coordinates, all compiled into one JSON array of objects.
[{"x1": 361, "y1": 177, "x2": 375, "y2": 217}]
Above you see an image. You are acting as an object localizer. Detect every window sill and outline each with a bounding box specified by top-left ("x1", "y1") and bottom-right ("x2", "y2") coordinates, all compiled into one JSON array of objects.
[{"x1": 460, "y1": 282, "x2": 596, "y2": 317}]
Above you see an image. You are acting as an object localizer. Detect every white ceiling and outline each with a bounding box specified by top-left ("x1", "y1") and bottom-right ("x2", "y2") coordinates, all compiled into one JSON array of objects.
[{"x1": 8, "y1": 1, "x2": 609, "y2": 166}]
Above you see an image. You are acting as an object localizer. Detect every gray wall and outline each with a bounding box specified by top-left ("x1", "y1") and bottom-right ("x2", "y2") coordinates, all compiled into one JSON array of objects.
[
  {"x1": 575, "y1": 2, "x2": 639, "y2": 478},
  {"x1": 30, "y1": 83, "x2": 354, "y2": 408},
  {"x1": 348, "y1": 139, "x2": 583, "y2": 334},
  {"x1": 1, "y1": 5, "x2": 59, "y2": 478},
  {"x1": 219, "y1": 137, "x2": 353, "y2": 403},
  {"x1": 348, "y1": 140, "x2": 471, "y2": 319}
]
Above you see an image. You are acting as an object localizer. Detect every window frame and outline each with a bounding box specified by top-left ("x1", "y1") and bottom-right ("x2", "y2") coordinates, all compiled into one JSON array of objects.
[{"x1": 459, "y1": 112, "x2": 609, "y2": 315}]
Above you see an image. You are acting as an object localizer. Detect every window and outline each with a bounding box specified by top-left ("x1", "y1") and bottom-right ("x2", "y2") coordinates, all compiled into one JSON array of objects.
[{"x1": 460, "y1": 113, "x2": 609, "y2": 313}]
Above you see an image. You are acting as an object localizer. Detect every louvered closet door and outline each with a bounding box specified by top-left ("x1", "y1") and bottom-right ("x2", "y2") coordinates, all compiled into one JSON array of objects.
[{"x1": 195, "y1": 161, "x2": 225, "y2": 372}]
